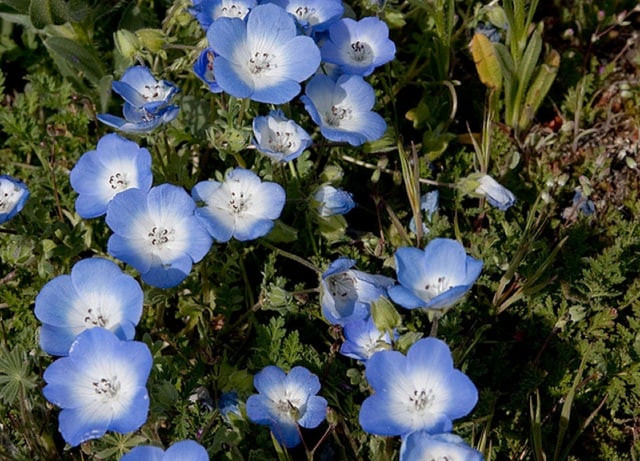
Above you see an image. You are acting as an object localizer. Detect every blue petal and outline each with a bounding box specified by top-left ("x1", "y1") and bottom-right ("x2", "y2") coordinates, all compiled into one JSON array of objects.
[
  {"x1": 141, "y1": 254, "x2": 193, "y2": 288},
  {"x1": 106, "y1": 188, "x2": 150, "y2": 237},
  {"x1": 422, "y1": 238, "x2": 468, "y2": 283},
  {"x1": 253, "y1": 365, "x2": 287, "y2": 397},
  {"x1": 58, "y1": 406, "x2": 109, "y2": 446},
  {"x1": 212, "y1": 56, "x2": 254, "y2": 99},
  {"x1": 298, "y1": 395, "x2": 327, "y2": 429},
  {"x1": 287, "y1": 366, "x2": 321, "y2": 396},
  {"x1": 323, "y1": 258, "x2": 356, "y2": 279},
  {"x1": 270, "y1": 419, "x2": 301, "y2": 448},
  {"x1": 207, "y1": 17, "x2": 247, "y2": 60},
  {"x1": 121, "y1": 446, "x2": 165, "y2": 461},
  {"x1": 34, "y1": 275, "x2": 78, "y2": 326},
  {"x1": 388, "y1": 285, "x2": 428, "y2": 310},
  {"x1": 423, "y1": 285, "x2": 471, "y2": 310},
  {"x1": 364, "y1": 349, "x2": 406, "y2": 390},
  {"x1": 146, "y1": 184, "x2": 196, "y2": 221},
  {"x1": 39, "y1": 324, "x2": 77, "y2": 356},
  {"x1": 359, "y1": 393, "x2": 418, "y2": 436},
  {"x1": 439, "y1": 369, "x2": 478, "y2": 419},
  {"x1": 108, "y1": 387, "x2": 150, "y2": 433},
  {"x1": 192, "y1": 179, "x2": 222, "y2": 203},
  {"x1": 246, "y1": 394, "x2": 276, "y2": 425},
  {"x1": 107, "y1": 234, "x2": 153, "y2": 275},
  {"x1": 165, "y1": 440, "x2": 209, "y2": 460},
  {"x1": 112, "y1": 81, "x2": 147, "y2": 107},
  {"x1": 394, "y1": 247, "x2": 428, "y2": 290}
]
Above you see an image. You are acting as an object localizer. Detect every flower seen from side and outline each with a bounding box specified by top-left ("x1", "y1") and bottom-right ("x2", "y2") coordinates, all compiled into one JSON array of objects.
[
  {"x1": 43, "y1": 327, "x2": 152, "y2": 447},
  {"x1": 359, "y1": 337, "x2": 478, "y2": 436},
  {"x1": 474, "y1": 174, "x2": 515, "y2": 211},
  {"x1": 339, "y1": 316, "x2": 395, "y2": 362},
  {"x1": 400, "y1": 431, "x2": 484, "y2": 461},
  {"x1": 70, "y1": 134, "x2": 153, "y2": 218},
  {"x1": 193, "y1": 48, "x2": 223, "y2": 93},
  {"x1": 246, "y1": 365, "x2": 327, "y2": 448},
  {"x1": 207, "y1": 3, "x2": 321, "y2": 104},
  {"x1": 34, "y1": 258, "x2": 143, "y2": 356},
  {"x1": 265, "y1": 0, "x2": 344, "y2": 32},
  {"x1": 388, "y1": 238, "x2": 482, "y2": 311},
  {"x1": 302, "y1": 74, "x2": 387, "y2": 146},
  {"x1": 106, "y1": 184, "x2": 213, "y2": 288},
  {"x1": 121, "y1": 439, "x2": 209, "y2": 461},
  {"x1": 409, "y1": 190, "x2": 439, "y2": 234},
  {"x1": 252, "y1": 109, "x2": 311, "y2": 162},
  {"x1": 0, "y1": 174, "x2": 29, "y2": 225},
  {"x1": 192, "y1": 168, "x2": 286, "y2": 242},
  {"x1": 191, "y1": 0, "x2": 256, "y2": 30},
  {"x1": 313, "y1": 184, "x2": 355, "y2": 217}
]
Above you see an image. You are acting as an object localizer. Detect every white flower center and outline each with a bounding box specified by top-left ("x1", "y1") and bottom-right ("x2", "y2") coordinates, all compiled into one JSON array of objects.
[
  {"x1": 408, "y1": 388, "x2": 435, "y2": 412},
  {"x1": 108, "y1": 172, "x2": 128, "y2": 191},
  {"x1": 141, "y1": 82, "x2": 171, "y2": 102},
  {"x1": 228, "y1": 190, "x2": 251, "y2": 214},
  {"x1": 217, "y1": 2, "x2": 249, "y2": 19},
  {"x1": 0, "y1": 182, "x2": 23, "y2": 213},
  {"x1": 327, "y1": 272, "x2": 357, "y2": 300},
  {"x1": 148, "y1": 226, "x2": 175, "y2": 247},
  {"x1": 84, "y1": 308, "x2": 108, "y2": 327},
  {"x1": 294, "y1": 6, "x2": 318, "y2": 24},
  {"x1": 248, "y1": 51, "x2": 277, "y2": 75},
  {"x1": 268, "y1": 129, "x2": 295, "y2": 153},
  {"x1": 348, "y1": 40, "x2": 374, "y2": 64},
  {"x1": 325, "y1": 105, "x2": 352, "y2": 127},
  {"x1": 422, "y1": 276, "x2": 453, "y2": 300},
  {"x1": 92, "y1": 376, "x2": 121, "y2": 399}
]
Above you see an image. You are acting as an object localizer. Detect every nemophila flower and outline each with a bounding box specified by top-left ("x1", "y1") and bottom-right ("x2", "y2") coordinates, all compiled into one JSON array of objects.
[
  {"x1": 193, "y1": 48, "x2": 223, "y2": 93},
  {"x1": 400, "y1": 431, "x2": 483, "y2": 461},
  {"x1": 0, "y1": 175, "x2": 29, "y2": 225},
  {"x1": 474, "y1": 174, "x2": 515, "y2": 210},
  {"x1": 320, "y1": 258, "x2": 394, "y2": 325},
  {"x1": 409, "y1": 190, "x2": 439, "y2": 234},
  {"x1": 389, "y1": 238, "x2": 482, "y2": 311},
  {"x1": 218, "y1": 391, "x2": 242, "y2": 420},
  {"x1": 192, "y1": 168, "x2": 286, "y2": 242},
  {"x1": 320, "y1": 16, "x2": 396, "y2": 76},
  {"x1": 121, "y1": 439, "x2": 209, "y2": 461},
  {"x1": 301, "y1": 74, "x2": 387, "y2": 146},
  {"x1": 34, "y1": 258, "x2": 143, "y2": 356},
  {"x1": 265, "y1": 0, "x2": 344, "y2": 32},
  {"x1": 207, "y1": 3, "x2": 321, "y2": 104},
  {"x1": 313, "y1": 184, "x2": 355, "y2": 217},
  {"x1": 42, "y1": 327, "x2": 152, "y2": 447},
  {"x1": 191, "y1": 0, "x2": 256, "y2": 30},
  {"x1": 106, "y1": 184, "x2": 213, "y2": 288},
  {"x1": 572, "y1": 189, "x2": 595, "y2": 216},
  {"x1": 252, "y1": 109, "x2": 311, "y2": 162},
  {"x1": 70, "y1": 134, "x2": 152, "y2": 218},
  {"x1": 359, "y1": 337, "x2": 478, "y2": 436},
  {"x1": 339, "y1": 316, "x2": 395, "y2": 362},
  {"x1": 246, "y1": 365, "x2": 327, "y2": 448}
]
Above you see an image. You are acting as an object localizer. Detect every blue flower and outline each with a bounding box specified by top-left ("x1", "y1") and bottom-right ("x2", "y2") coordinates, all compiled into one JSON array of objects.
[
  {"x1": 340, "y1": 316, "x2": 395, "y2": 362},
  {"x1": 106, "y1": 184, "x2": 213, "y2": 288},
  {"x1": 321, "y1": 258, "x2": 394, "y2": 325},
  {"x1": 192, "y1": 168, "x2": 286, "y2": 242},
  {"x1": 218, "y1": 391, "x2": 241, "y2": 419},
  {"x1": 320, "y1": 16, "x2": 396, "y2": 76},
  {"x1": 409, "y1": 190, "x2": 439, "y2": 234},
  {"x1": 70, "y1": 134, "x2": 153, "y2": 218},
  {"x1": 400, "y1": 431, "x2": 483, "y2": 461},
  {"x1": 121, "y1": 439, "x2": 209, "y2": 461},
  {"x1": 264, "y1": 0, "x2": 344, "y2": 33},
  {"x1": 246, "y1": 365, "x2": 327, "y2": 448},
  {"x1": 0, "y1": 175, "x2": 29, "y2": 224},
  {"x1": 43, "y1": 327, "x2": 152, "y2": 447},
  {"x1": 572, "y1": 190, "x2": 595, "y2": 216},
  {"x1": 207, "y1": 3, "x2": 321, "y2": 103},
  {"x1": 359, "y1": 337, "x2": 478, "y2": 436},
  {"x1": 476, "y1": 22, "x2": 501, "y2": 43},
  {"x1": 190, "y1": 0, "x2": 256, "y2": 30},
  {"x1": 313, "y1": 184, "x2": 355, "y2": 217},
  {"x1": 34, "y1": 258, "x2": 143, "y2": 356},
  {"x1": 252, "y1": 109, "x2": 311, "y2": 162},
  {"x1": 301, "y1": 74, "x2": 387, "y2": 146},
  {"x1": 193, "y1": 48, "x2": 223, "y2": 93},
  {"x1": 388, "y1": 238, "x2": 482, "y2": 311},
  {"x1": 474, "y1": 174, "x2": 515, "y2": 210}
]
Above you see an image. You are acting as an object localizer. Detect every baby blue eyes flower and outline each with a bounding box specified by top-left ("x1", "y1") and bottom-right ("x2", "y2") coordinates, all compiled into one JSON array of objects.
[
  {"x1": 301, "y1": 74, "x2": 387, "y2": 146},
  {"x1": 106, "y1": 184, "x2": 213, "y2": 288},
  {"x1": 313, "y1": 184, "x2": 355, "y2": 217},
  {"x1": 121, "y1": 439, "x2": 209, "y2": 461},
  {"x1": 400, "y1": 431, "x2": 483, "y2": 461},
  {"x1": 246, "y1": 365, "x2": 327, "y2": 448},
  {"x1": 207, "y1": 3, "x2": 321, "y2": 104},
  {"x1": 192, "y1": 168, "x2": 286, "y2": 242},
  {"x1": 320, "y1": 16, "x2": 396, "y2": 77},
  {"x1": 265, "y1": 0, "x2": 344, "y2": 32},
  {"x1": 339, "y1": 316, "x2": 395, "y2": 362},
  {"x1": 34, "y1": 258, "x2": 143, "y2": 356},
  {"x1": 190, "y1": 0, "x2": 256, "y2": 30},
  {"x1": 409, "y1": 190, "x2": 439, "y2": 234},
  {"x1": 388, "y1": 238, "x2": 482, "y2": 311},
  {"x1": 0, "y1": 174, "x2": 29, "y2": 224},
  {"x1": 193, "y1": 48, "x2": 223, "y2": 94},
  {"x1": 474, "y1": 174, "x2": 515, "y2": 210},
  {"x1": 70, "y1": 134, "x2": 153, "y2": 219},
  {"x1": 252, "y1": 110, "x2": 311, "y2": 162},
  {"x1": 43, "y1": 327, "x2": 152, "y2": 447},
  {"x1": 359, "y1": 337, "x2": 478, "y2": 436}
]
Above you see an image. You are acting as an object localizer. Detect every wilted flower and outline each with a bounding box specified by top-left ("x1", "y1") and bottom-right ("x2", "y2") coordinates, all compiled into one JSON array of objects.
[
  {"x1": 193, "y1": 168, "x2": 286, "y2": 242},
  {"x1": 246, "y1": 365, "x2": 327, "y2": 448},
  {"x1": 475, "y1": 22, "x2": 501, "y2": 43},
  {"x1": 339, "y1": 316, "x2": 395, "y2": 362},
  {"x1": 388, "y1": 238, "x2": 482, "y2": 311},
  {"x1": 34, "y1": 258, "x2": 143, "y2": 356},
  {"x1": 207, "y1": 3, "x2": 321, "y2": 103},
  {"x1": 474, "y1": 174, "x2": 515, "y2": 210},
  {"x1": 400, "y1": 431, "x2": 484, "y2": 461},
  {"x1": 43, "y1": 327, "x2": 152, "y2": 447},
  {"x1": 121, "y1": 439, "x2": 209, "y2": 461},
  {"x1": 70, "y1": 134, "x2": 152, "y2": 218},
  {"x1": 265, "y1": 0, "x2": 344, "y2": 32},
  {"x1": 359, "y1": 337, "x2": 478, "y2": 436},
  {"x1": 313, "y1": 184, "x2": 355, "y2": 217},
  {"x1": 106, "y1": 184, "x2": 213, "y2": 288},
  {"x1": 0, "y1": 175, "x2": 29, "y2": 224},
  {"x1": 193, "y1": 48, "x2": 223, "y2": 93},
  {"x1": 190, "y1": 0, "x2": 256, "y2": 30},
  {"x1": 252, "y1": 109, "x2": 311, "y2": 162}
]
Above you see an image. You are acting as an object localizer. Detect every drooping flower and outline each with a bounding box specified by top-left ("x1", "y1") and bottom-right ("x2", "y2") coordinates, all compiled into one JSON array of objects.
[
  {"x1": 264, "y1": 0, "x2": 344, "y2": 32},
  {"x1": 121, "y1": 439, "x2": 209, "y2": 461},
  {"x1": 246, "y1": 365, "x2": 327, "y2": 448},
  {"x1": 70, "y1": 134, "x2": 153, "y2": 218},
  {"x1": 339, "y1": 316, "x2": 395, "y2": 362},
  {"x1": 207, "y1": 3, "x2": 321, "y2": 104},
  {"x1": 301, "y1": 74, "x2": 387, "y2": 146},
  {"x1": 34, "y1": 258, "x2": 144, "y2": 356},
  {"x1": 42, "y1": 327, "x2": 152, "y2": 447},
  {"x1": 313, "y1": 184, "x2": 355, "y2": 217},
  {"x1": 192, "y1": 168, "x2": 286, "y2": 242},
  {"x1": 320, "y1": 258, "x2": 394, "y2": 325},
  {"x1": 400, "y1": 431, "x2": 484, "y2": 461},
  {"x1": 474, "y1": 174, "x2": 515, "y2": 210},
  {"x1": 0, "y1": 175, "x2": 29, "y2": 224},
  {"x1": 252, "y1": 109, "x2": 311, "y2": 162},
  {"x1": 190, "y1": 0, "x2": 256, "y2": 30},
  {"x1": 388, "y1": 238, "x2": 482, "y2": 311},
  {"x1": 359, "y1": 337, "x2": 478, "y2": 436},
  {"x1": 320, "y1": 16, "x2": 396, "y2": 76},
  {"x1": 409, "y1": 190, "x2": 439, "y2": 234},
  {"x1": 193, "y1": 48, "x2": 223, "y2": 94},
  {"x1": 106, "y1": 184, "x2": 213, "y2": 288},
  {"x1": 218, "y1": 391, "x2": 242, "y2": 420}
]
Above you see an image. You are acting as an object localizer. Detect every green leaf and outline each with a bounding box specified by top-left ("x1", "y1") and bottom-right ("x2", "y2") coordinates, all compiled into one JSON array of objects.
[
  {"x1": 29, "y1": 0, "x2": 68, "y2": 29},
  {"x1": 470, "y1": 33, "x2": 502, "y2": 90},
  {"x1": 44, "y1": 36, "x2": 106, "y2": 86},
  {"x1": 518, "y1": 49, "x2": 560, "y2": 131}
]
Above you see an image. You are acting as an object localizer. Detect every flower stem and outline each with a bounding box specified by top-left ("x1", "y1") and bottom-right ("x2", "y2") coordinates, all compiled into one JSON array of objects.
[{"x1": 259, "y1": 241, "x2": 322, "y2": 274}]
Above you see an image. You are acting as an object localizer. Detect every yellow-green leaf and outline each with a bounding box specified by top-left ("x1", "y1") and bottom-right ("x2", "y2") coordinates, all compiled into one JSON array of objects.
[{"x1": 470, "y1": 33, "x2": 503, "y2": 90}]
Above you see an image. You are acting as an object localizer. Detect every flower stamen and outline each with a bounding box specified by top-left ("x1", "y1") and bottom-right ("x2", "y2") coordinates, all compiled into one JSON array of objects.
[
  {"x1": 148, "y1": 226, "x2": 175, "y2": 247},
  {"x1": 249, "y1": 52, "x2": 277, "y2": 75},
  {"x1": 92, "y1": 376, "x2": 121, "y2": 398}
]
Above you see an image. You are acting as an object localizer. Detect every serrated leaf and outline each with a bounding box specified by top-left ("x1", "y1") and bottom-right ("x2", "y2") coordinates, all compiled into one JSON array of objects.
[{"x1": 470, "y1": 33, "x2": 502, "y2": 90}]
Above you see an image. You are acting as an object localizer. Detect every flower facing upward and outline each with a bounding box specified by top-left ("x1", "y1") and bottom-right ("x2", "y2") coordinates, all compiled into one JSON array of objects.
[
  {"x1": 193, "y1": 48, "x2": 223, "y2": 94},
  {"x1": 106, "y1": 184, "x2": 213, "y2": 288},
  {"x1": 265, "y1": 0, "x2": 344, "y2": 32},
  {"x1": 359, "y1": 337, "x2": 478, "y2": 436},
  {"x1": 0, "y1": 175, "x2": 29, "y2": 225},
  {"x1": 70, "y1": 134, "x2": 153, "y2": 218},
  {"x1": 34, "y1": 258, "x2": 143, "y2": 356},
  {"x1": 399, "y1": 431, "x2": 484, "y2": 461},
  {"x1": 313, "y1": 184, "x2": 355, "y2": 217},
  {"x1": 43, "y1": 327, "x2": 152, "y2": 447},
  {"x1": 191, "y1": 0, "x2": 256, "y2": 30},
  {"x1": 207, "y1": 3, "x2": 321, "y2": 104},
  {"x1": 339, "y1": 316, "x2": 395, "y2": 362},
  {"x1": 192, "y1": 168, "x2": 286, "y2": 242},
  {"x1": 388, "y1": 238, "x2": 482, "y2": 311},
  {"x1": 246, "y1": 365, "x2": 327, "y2": 448},
  {"x1": 252, "y1": 109, "x2": 311, "y2": 162},
  {"x1": 121, "y1": 439, "x2": 209, "y2": 461}
]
